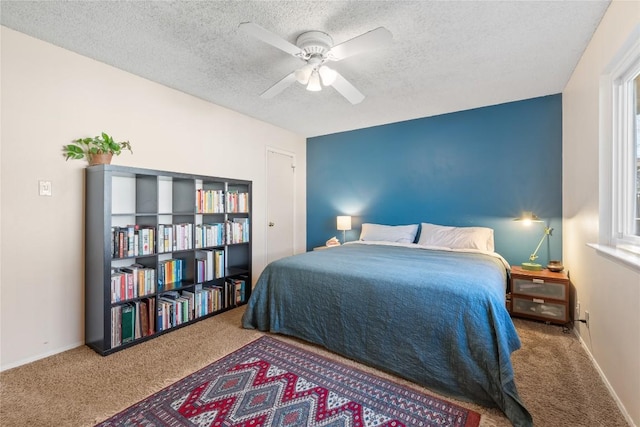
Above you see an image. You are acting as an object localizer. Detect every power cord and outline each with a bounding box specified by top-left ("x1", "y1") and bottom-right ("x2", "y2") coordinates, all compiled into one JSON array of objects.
[{"x1": 562, "y1": 319, "x2": 587, "y2": 334}]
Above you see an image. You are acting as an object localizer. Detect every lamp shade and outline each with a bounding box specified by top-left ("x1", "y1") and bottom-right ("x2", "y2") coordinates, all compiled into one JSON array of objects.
[
  {"x1": 318, "y1": 65, "x2": 337, "y2": 86},
  {"x1": 337, "y1": 216, "x2": 352, "y2": 231},
  {"x1": 514, "y1": 211, "x2": 542, "y2": 226},
  {"x1": 306, "y1": 71, "x2": 322, "y2": 92},
  {"x1": 295, "y1": 65, "x2": 313, "y2": 84}
]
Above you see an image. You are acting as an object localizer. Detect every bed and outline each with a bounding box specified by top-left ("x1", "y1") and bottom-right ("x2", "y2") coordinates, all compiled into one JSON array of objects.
[{"x1": 242, "y1": 231, "x2": 532, "y2": 426}]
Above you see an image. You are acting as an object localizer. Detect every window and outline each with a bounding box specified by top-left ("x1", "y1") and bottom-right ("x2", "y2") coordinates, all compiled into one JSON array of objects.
[
  {"x1": 600, "y1": 26, "x2": 640, "y2": 257},
  {"x1": 612, "y1": 69, "x2": 640, "y2": 250},
  {"x1": 612, "y1": 70, "x2": 640, "y2": 249},
  {"x1": 636, "y1": 76, "x2": 640, "y2": 237}
]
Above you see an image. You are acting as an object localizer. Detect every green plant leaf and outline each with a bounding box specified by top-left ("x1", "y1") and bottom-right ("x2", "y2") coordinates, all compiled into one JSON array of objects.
[{"x1": 63, "y1": 132, "x2": 133, "y2": 162}]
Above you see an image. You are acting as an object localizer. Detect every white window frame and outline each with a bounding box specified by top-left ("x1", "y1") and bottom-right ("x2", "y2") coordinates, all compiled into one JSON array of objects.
[
  {"x1": 612, "y1": 60, "x2": 640, "y2": 249},
  {"x1": 599, "y1": 25, "x2": 640, "y2": 259}
]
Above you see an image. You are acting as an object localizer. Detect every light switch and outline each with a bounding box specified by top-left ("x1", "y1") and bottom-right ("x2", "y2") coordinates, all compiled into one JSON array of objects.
[{"x1": 39, "y1": 180, "x2": 52, "y2": 196}]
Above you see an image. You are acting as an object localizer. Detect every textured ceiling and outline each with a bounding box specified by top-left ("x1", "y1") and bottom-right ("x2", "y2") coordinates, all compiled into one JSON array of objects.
[{"x1": 0, "y1": 1, "x2": 610, "y2": 137}]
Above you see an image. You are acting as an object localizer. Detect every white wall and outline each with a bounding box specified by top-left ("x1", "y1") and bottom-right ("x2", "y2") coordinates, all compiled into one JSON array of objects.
[
  {"x1": 563, "y1": 1, "x2": 640, "y2": 425},
  {"x1": 0, "y1": 27, "x2": 307, "y2": 370}
]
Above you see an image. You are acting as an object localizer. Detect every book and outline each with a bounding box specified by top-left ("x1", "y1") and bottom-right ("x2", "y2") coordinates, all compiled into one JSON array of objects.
[
  {"x1": 182, "y1": 290, "x2": 195, "y2": 321},
  {"x1": 111, "y1": 272, "x2": 126, "y2": 302},
  {"x1": 146, "y1": 297, "x2": 155, "y2": 336},
  {"x1": 121, "y1": 304, "x2": 135, "y2": 344},
  {"x1": 120, "y1": 266, "x2": 139, "y2": 298},
  {"x1": 214, "y1": 249, "x2": 224, "y2": 278},
  {"x1": 140, "y1": 227, "x2": 151, "y2": 255},
  {"x1": 207, "y1": 250, "x2": 215, "y2": 280},
  {"x1": 111, "y1": 305, "x2": 122, "y2": 348},
  {"x1": 118, "y1": 231, "x2": 125, "y2": 258},
  {"x1": 139, "y1": 300, "x2": 149, "y2": 337},
  {"x1": 134, "y1": 301, "x2": 142, "y2": 339},
  {"x1": 111, "y1": 226, "x2": 118, "y2": 258},
  {"x1": 157, "y1": 224, "x2": 165, "y2": 253},
  {"x1": 157, "y1": 301, "x2": 165, "y2": 332},
  {"x1": 126, "y1": 225, "x2": 135, "y2": 257}
]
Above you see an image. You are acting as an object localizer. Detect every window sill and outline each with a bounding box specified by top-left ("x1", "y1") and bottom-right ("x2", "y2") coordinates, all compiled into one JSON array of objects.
[{"x1": 587, "y1": 243, "x2": 640, "y2": 272}]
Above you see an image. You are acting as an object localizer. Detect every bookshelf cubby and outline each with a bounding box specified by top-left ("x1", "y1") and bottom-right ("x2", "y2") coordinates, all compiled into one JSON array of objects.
[{"x1": 85, "y1": 165, "x2": 251, "y2": 355}]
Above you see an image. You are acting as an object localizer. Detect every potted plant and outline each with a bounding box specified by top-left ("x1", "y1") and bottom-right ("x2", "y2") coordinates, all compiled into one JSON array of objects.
[{"x1": 63, "y1": 132, "x2": 132, "y2": 165}]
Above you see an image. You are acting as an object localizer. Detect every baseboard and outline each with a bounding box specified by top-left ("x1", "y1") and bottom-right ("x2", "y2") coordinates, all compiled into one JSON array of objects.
[
  {"x1": 573, "y1": 329, "x2": 636, "y2": 427},
  {"x1": 0, "y1": 341, "x2": 83, "y2": 372}
]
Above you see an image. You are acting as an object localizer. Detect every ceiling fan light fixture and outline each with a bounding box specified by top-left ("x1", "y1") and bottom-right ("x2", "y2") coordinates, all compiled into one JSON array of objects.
[
  {"x1": 307, "y1": 71, "x2": 322, "y2": 92},
  {"x1": 318, "y1": 65, "x2": 337, "y2": 86}
]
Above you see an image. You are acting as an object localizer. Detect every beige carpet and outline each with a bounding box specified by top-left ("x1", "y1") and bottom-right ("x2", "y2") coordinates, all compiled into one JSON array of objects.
[{"x1": 0, "y1": 307, "x2": 629, "y2": 427}]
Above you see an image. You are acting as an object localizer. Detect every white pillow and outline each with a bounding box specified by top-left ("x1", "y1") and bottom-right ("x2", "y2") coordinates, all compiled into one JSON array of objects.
[
  {"x1": 417, "y1": 222, "x2": 495, "y2": 252},
  {"x1": 359, "y1": 223, "x2": 419, "y2": 244}
]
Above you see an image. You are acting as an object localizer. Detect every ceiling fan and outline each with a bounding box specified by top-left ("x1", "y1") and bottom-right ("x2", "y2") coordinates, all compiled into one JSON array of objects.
[{"x1": 239, "y1": 22, "x2": 392, "y2": 105}]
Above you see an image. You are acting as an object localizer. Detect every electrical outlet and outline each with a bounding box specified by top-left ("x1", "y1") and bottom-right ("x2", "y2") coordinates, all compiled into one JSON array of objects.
[
  {"x1": 576, "y1": 301, "x2": 580, "y2": 318},
  {"x1": 585, "y1": 310, "x2": 590, "y2": 328},
  {"x1": 38, "y1": 180, "x2": 52, "y2": 196}
]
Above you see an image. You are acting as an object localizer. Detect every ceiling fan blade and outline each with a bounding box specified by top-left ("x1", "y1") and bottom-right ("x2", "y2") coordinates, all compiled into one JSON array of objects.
[
  {"x1": 328, "y1": 27, "x2": 392, "y2": 61},
  {"x1": 260, "y1": 72, "x2": 297, "y2": 99},
  {"x1": 330, "y1": 72, "x2": 365, "y2": 105},
  {"x1": 239, "y1": 22, "x2": 305, "y2": 57}
]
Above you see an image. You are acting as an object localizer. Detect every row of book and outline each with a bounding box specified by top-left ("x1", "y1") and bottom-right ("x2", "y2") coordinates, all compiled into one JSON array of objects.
[
  {"x1": 111, "y1": 223, "x2": 193, "y2": 259},
  {"x1": 163, "y1": 220, "x2": 249, "y2": 249},
  {"x1": 111, "y1": 298, "x2": 155, "y2": 348},
  {"x1": 111, "y1": 264, "x2": 157, "y2": 303},
  {"x1": 226, "y1": 277, "x2": 247, "y2": 307},
  {"x1": 195, "y1": 223, "x2": 224, "y2": 248},
  {"x1": 111, "y1": 277, "x2": 247, "y2": 348},
  {"x1": 188, "y1": 278, "x2": 245, "y2": 318},
  {"x1": 158, "y1": 258, "x2": 184, "y2": 290},
  {"x1": 112, "y1": 219, "x2": 250, "y2": 259},
  {"x1": 226, "y1": 190, "x2": 249, "y2": 213},
  {"x1": 226, "y1": 218, "x2": 249, "y2": 244},
  {"x1": 196, "y1": 189, "x2": 249, "y2": 214},
  {"x1": 196, "y1": 189, "x2": 225, "y2": 213},
  {"x1": 158, "y1": 223, "x2": 193, "y2": 253},
  {"x1": 111, "y1": 225, "x2": 156, "y2": 259},
  {"x1": 110, "y1": 251, "x2": 232, "y2": 303},
  {"x1": 157, "y1": 291, "x2": 192, "y2": 331},
  {"x1": 196, "y1": 249, "x2": 224, "y2": 282}
]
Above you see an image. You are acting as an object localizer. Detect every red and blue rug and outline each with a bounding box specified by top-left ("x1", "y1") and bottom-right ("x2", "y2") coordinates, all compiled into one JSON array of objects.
[{"x1": 96, "y1": 336, "x2": 481, "y2": 427}]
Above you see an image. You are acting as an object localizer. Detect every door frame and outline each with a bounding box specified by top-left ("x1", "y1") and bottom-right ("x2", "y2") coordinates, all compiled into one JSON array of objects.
[{"x1": 265, "y1": 146, "x2": 297, "y2": 266}]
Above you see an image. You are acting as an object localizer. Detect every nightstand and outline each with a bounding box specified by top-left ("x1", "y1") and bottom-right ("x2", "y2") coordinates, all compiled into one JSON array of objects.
[{"x1": 509, "y1": 266, "x2": 570, "y2": 324}]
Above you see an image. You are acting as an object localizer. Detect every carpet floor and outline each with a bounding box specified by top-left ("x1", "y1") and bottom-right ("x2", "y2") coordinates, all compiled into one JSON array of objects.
[{"x1": 0, "y1": 307, "x2": 630, "y2": 427}]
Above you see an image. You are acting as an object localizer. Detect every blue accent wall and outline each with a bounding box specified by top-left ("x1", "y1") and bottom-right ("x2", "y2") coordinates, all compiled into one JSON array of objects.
[{"x1": 306, "y1": 94, "x2": 563, "y2": 267}]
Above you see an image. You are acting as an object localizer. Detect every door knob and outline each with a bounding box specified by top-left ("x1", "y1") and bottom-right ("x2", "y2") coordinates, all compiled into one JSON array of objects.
[{"x1": 268, "y1": 222, "x2": 275, "y2": 227}]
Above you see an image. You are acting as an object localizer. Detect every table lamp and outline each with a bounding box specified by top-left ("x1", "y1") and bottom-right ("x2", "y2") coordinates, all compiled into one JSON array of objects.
[
  {"x1": 337, "y1": 215, "x2": 352, "y2": 244},
  {"x1": 515, "y1": 211, "x2": 553, "y2": 271}
]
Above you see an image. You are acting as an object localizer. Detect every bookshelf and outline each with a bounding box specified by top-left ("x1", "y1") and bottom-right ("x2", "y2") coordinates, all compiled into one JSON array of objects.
[{"x1": 85, "y1": 165, "x2": 251, "y2": 355}]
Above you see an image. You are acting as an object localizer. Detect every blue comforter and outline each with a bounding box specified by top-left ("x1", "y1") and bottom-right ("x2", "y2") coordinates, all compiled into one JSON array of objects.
[{"x1": 242, "y1": 243, "x2": 532, "y2": 426}]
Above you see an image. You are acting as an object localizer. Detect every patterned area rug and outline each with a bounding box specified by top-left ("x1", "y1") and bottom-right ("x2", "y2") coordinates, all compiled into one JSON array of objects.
[{"x1": 96, "y1": 336, "x2": 481, "y2": 427}]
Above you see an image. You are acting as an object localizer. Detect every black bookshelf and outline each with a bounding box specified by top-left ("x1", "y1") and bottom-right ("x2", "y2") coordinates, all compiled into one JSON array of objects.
[{"x1": 85, "y1": 165, "x2": 251, "y2": 355}]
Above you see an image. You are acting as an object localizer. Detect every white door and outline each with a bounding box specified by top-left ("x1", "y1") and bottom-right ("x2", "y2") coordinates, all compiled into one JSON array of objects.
[{"x1": 266, "y1": 149, "x2": 295, "y2": 265}]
